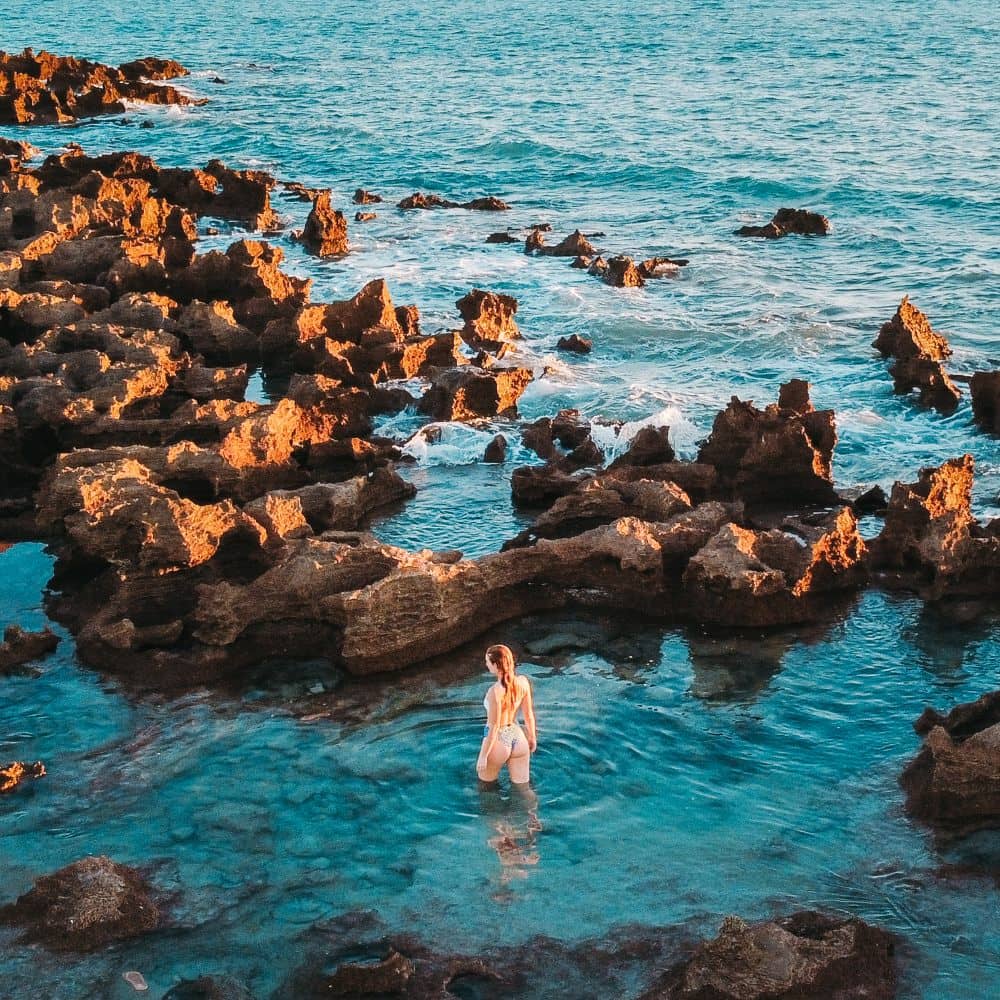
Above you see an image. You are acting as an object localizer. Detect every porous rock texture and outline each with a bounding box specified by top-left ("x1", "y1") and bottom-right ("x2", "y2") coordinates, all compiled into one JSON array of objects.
[
  {"x1": 696, "y1": 379, "x2": 838, "y2": 505},
  {"x1": 455, "y1": 288, "x2": 520, "y2": 351},
  {"x1": 0, "y1": 48, "x2": 204, "y2": 125},
  {"x1": 644, "y1": 911, "x2": 896, "y2": 999},
  {"x1": 969, "y1": 371, "x2": 1000, "y2": 434},
  {"x1": 901, "y1": 690, "x2": 1000, "y2": 835},
  {"x1": 873, "y1": 297, "x2": 960, "y2": 414},
  {"x1": 868, "y1": 455, "x2": 1000, "y2": 602},
  {"x1": 0, "y1": 855, "x2": 161, "y2": 951}
]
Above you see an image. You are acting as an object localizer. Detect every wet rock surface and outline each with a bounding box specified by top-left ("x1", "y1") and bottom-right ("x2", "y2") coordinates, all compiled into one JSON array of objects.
[
  {"x1": 0, "y1": 48, "x2": 205, "y2": 125},
  {"x1": 736, "y1": 207, "x2": 831, "y2": 238},
  {"x1": 557, "y1": 333, "x2": 592, "y2": 354},
  {"x1": 644, "y1": 911, "x2": 896, "y2": 999},
  {"x1": 455, "y1": 287, "x2": 520, "y2": 351},
  {"x1": 0, "y1": 855, "x2": 162, "y2": 951},
  {"x1": 901, "y1": 690, "x2": 1000, "y2": 835},
  {"x1": 162, "y1": 977, "x2": 255, "y2": 1000}
]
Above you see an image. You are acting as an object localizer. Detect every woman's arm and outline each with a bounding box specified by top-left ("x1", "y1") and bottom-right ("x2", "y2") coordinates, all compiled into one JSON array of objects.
[
  {"x1": 477, "y1": 688, "x2": 499, "y2": 772},
  {"x1": 522, "y1": 677, "x2": 537, "y2": 752}
]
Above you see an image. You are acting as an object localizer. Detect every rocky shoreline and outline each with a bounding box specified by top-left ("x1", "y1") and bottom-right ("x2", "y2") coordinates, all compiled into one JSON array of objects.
[{"x1": 1, "y1": 45, "x2": 998, "y2": 1000}]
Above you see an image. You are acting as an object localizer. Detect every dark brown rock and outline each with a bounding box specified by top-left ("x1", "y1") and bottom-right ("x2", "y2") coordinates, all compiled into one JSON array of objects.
[
  {"x1": 397, "y1": 192, "x2": 509, "y2": 211},
  {"x1": 354, "y1": 210, "x2": 377, "y2": 222},
  {"x1": 901, "y1": 690, "x2": 1000, "y2": 835},
  {"x1": 162, "y1": 976, "x2": 254, "y2": 1000},
  {"x1": 483, "y1": 434, "x2": 507, "y2": 463},
  {"x1": 696, "y1": 382, "x2": 838, "y2": 506},
  {"x1": 525, "y1": 228, "x2": 597, "y2": 257},
  {"x1": 610, "y1": 426, "x2": 675, "y2": 468},
  {"x1": 591, "y1": 254, "x2": 645, "y2": 288},
  {"x1": 300, "y1": 190, "x2": 348, "y2": 257},
  {"x1": 352, "y1": 188, "x2": 382, "y2": 204},
  {"x1": 637, "y1": 256, "x2": 689, "y2": 278},
  {"x1": 869, "y1": 456, "x2": 1000, "y2": 601},
  {"x1": 0, "y1": 624, "x2": 59, "y2": 673},
  {"x1": 511, "y1": 463, "x2": 590, "y2": 506},
  {"x1": 557, "y1": 334, "x2": 592, "y2": 354},
  {"x1": 970, "y1": 371, "x2": 1000, "y2": 434},
  {"x1": 486, "y1": 231, "x2": 519, "y2": 244},
  {"x1": 736, "y1": 207, "x2": 831, "y2": 238},
  {"x1": 323, "y1": 950, "x2": 415, "y2": 995},
  {"x1": 0, "y1": 855, "x2": 161, "y2": 951},
  {"x1": 645, "y1": 911, "x2": 895, "y2": 999}
]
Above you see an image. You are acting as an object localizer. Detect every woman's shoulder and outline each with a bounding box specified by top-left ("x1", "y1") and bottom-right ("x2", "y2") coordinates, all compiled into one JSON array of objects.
[{"x1": 517, "y1": 674, "x2": 532, "y2": 693}]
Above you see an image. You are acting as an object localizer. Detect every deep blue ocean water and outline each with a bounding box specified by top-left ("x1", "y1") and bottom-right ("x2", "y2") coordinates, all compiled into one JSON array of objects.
[{"x1": 2, "y1": 2, "x2": 999, "y2": 996}]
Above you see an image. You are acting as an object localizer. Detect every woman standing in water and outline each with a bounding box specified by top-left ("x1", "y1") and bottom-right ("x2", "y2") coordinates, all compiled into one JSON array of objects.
[{"x1": 477, "y1": 644, "x2": 537, "y2": 784}]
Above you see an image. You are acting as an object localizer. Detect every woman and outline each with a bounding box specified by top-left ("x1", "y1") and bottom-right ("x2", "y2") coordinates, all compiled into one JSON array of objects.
[{"x1": 477, "y1": 644, "x2": 537, "y2": 784}]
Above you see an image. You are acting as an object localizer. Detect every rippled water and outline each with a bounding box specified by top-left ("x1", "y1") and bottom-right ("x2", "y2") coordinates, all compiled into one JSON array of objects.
[{"x1": 2, "y1": 1, "x2": 999, "y2": 997}]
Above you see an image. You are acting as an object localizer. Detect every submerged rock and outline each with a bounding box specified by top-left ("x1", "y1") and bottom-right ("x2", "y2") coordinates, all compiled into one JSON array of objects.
[
  {"x1": 486, "y1": 230, "x2": 519, "y2": 244},
  {"x1": 0, "y1": 624, "x2": 59, "y2": 673},
  {"x1": 736, "y1": 207, "x2": 831, "y2": 238},
  {"x1": 873, "y1": 297, "x2": 960, "y2": 414},
  {"x1": 0, "y1": 760, "x2": 45, "y2": 793},
  {"x1": 645, "y1": 911, "x2": 896, "y2": 999},
  {"x1": 0, "y1": 855, "x2": 162, "y2": 951},
  {"x1": 901, "y1": 690, "x2": 1000, "y2": 835},
  {"x1": 299, "y1": 190, "x2": 348, "y2": 257},
  {"x1": 162, "y1": 976, "x2": 254, "y2": 1000}
]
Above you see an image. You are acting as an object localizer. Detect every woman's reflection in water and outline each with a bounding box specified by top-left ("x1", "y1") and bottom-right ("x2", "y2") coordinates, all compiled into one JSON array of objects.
[{"x1": 478, "y1": 780, "x2": 542, "y2": 902}]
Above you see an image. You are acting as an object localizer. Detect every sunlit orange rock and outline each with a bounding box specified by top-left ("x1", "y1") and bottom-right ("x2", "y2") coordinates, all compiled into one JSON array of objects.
[
  {"x1": 418, "y1": 365, "x2": 533, "y2": 421},
  {"x1": 0, "y1": 760, "x2": 45, "y2": 793},
  {"x1": 299, "y1": 190, "x2": 348, "y2": 256},
  {"x1": 456, "y1": 288, "x2": 520, "y2": 351}
]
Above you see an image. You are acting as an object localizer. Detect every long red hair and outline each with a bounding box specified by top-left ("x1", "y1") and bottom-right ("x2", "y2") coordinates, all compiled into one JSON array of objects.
[{"x1": 486, "y1": 644, "x2": 518, "y2": 724}]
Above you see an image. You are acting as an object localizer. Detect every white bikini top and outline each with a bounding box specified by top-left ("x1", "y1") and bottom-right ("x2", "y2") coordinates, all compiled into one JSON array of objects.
[{"x1": 484, "y1": 681, "x2": 525, "y2": 726}]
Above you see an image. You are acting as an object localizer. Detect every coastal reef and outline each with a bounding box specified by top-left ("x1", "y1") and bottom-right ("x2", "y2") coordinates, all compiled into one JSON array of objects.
[{"x1": 0, "y1": 48, "x2": 204, "y2": 125}]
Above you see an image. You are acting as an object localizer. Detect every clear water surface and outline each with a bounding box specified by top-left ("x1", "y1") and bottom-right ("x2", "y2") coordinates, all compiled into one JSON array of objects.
[{"x1": 1, "y1": 2, "x2": 999, "y2": 997}]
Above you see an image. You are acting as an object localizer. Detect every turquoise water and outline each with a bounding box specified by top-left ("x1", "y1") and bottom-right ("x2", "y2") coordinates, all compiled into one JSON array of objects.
[{"x1": 2, "y1": 1, "x2": 1000, "y2": 996}]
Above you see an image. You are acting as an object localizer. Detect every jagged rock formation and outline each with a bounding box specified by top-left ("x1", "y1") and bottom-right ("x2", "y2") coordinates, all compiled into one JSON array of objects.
[
  {"x1": 299, "y1": 190, "x2": 348, "y2": 256},
  {"x1": 868, "y1": 455, "x2": 1000, "y2": 602},
  {"x1": 873, "y1": 297, "x2": 960, "y2": 414},
  {"x1": 0, "y1": 48, "x2": 205, "y2": 125},
  {"x1": 696, "y1": 380, "x2": 838, "y2": 505},
  {"x1": 455, "y1": 288, "x2": 520, "y2": 351}
]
